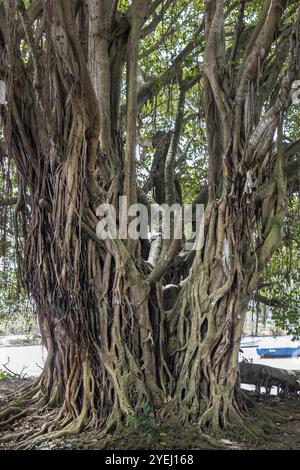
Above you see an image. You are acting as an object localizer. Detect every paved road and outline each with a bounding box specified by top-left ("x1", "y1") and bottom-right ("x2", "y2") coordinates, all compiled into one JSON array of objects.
[{"x1": 0, "y1": 344, "x2": 45, "y2": 376}]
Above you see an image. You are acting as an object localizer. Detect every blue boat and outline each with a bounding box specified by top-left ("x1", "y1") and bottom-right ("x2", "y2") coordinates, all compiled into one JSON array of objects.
[{"x1": 257, "y1": 347, "x2": 300, "y2": 358}]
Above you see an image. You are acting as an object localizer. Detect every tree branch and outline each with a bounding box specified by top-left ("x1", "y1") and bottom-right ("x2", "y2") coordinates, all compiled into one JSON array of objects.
[{"x1": 253, "y1": 292, "x2": 287, "y2": 309}]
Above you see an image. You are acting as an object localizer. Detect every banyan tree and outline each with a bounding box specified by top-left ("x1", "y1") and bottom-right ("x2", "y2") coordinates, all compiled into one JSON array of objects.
[{"x1": 0, "y1": 0, "x2": 299, "y2": 444}]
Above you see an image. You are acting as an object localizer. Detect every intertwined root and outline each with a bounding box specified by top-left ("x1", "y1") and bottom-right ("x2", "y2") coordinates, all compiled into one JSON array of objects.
[
  {"x1": 0, "y1": 376, "x2": 282, "y2": 450},
  {"x1": 0, "y1": 378, "x2": 43, "y2": 428},
  {"x1": 0, "y1": 343, "x2": 282, "y2": 450}
]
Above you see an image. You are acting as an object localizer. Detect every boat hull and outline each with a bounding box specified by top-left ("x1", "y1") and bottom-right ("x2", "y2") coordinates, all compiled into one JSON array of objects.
[{"x1": 257, "y1": 347, "x2": 300, "y2": 358}]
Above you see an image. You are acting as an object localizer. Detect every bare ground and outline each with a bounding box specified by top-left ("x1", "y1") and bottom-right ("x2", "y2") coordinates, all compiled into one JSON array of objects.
[{"x1": 0, "y1": 379, "x2": 300, "y2": 450}]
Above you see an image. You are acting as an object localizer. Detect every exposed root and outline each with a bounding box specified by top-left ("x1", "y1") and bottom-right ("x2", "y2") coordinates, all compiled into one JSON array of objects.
[
  {"x1": 0, "y1": 385, "x2": 47, "y2": 429},
  {"x1": 0, "y1": 409, "x2": 30, "y2": 427},
  {"x1": 0, "y1": 369, "x2": 293, "y2": 450},
  {"x1": 194, "y1": 429, "x2": 226, "y2": 448}
]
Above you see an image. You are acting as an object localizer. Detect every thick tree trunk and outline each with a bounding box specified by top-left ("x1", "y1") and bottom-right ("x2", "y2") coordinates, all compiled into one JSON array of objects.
[
  {"x1": 166, "y1": 201, "x2": 250, "y2": 431},
  {"x1": 165, "y1": 131, "x2": 290, "y2": 430},
  {"x1": 169, "y1": 275, "x2": 249, "y2": 429},
  {"x1": 25, "y1": 207, "x2": 167, "y2": 434},
  {"x1": 29, "y1": 184, "x2": 165, "y2": 433}
]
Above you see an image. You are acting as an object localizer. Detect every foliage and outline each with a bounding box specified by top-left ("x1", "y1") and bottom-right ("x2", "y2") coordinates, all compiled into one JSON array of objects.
[
  {"x1": 125, "y1": 403, "x2": 158, "y2": 446},
  {"x1": 0, "y1": 368, "x2": 13, "y2": 380},
  {"x1": 0, "y1": 159, "x2": 35, "y2": 336},
  {"x1": 261, "y1": 197, "x2": 300, "y2": 338}
]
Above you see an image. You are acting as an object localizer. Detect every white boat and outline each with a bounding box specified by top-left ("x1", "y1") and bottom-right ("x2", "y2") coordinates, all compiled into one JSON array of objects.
[{"x1": 241, "y1": 339, "x2": 261, "y2": 348}]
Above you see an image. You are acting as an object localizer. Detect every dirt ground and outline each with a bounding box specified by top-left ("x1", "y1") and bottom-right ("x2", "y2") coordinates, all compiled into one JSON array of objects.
[{"x1": 0, "y1": 379, "x2": 300, "y2": 450}]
